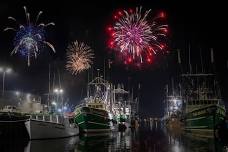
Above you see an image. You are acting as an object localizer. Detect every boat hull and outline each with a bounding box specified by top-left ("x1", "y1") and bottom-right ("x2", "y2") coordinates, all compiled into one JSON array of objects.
[
  {"x1": 184, "y1": 104, "x2": 225, "y2": 138},
  {"x1": 25, "y1": 119, "x2": 79, "y2": 140},
  {"x1": 0, "y1": 112, "x2": 29, "y2": 139},
  {"x1": 74, "y1": 107, "x2": 111, "y2": 133}
]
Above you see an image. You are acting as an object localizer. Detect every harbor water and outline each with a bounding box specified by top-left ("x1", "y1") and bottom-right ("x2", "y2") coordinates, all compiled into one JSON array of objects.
[{"x1": 1, "y1": 121, "x2": 228, "y2": 152}]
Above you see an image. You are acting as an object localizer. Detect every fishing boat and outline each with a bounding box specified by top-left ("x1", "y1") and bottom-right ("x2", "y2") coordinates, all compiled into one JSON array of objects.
[
  {"x1": 25, "y1": 113, "x2": 79, "y2": 140},
  {"x1": 178, "y1": 48, "x2": 226, "y2": 137},
  {"x1": 74, "y1": 102, "x2": 111, "y2": 133},
  {"x1": 163, "y1": 79, "x2": 184, "y2": 129},
  {"x1": 112, "y1": 84, "x2": 132, "y2": 131},
  {"x1": 0, "y1": 105, "x2": 30, "y2": 138},
  {"x1": 182, "y1": 73, "x2": 225, "y2": 137},
  {"x1": 74, "y1": 76, "x2": 116, "y2": 133}
]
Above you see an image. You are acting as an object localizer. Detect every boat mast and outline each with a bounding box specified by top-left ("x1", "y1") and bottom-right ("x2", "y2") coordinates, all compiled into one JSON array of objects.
[
  {"x1": 48, "y1": 64, "x2": 51, "y2": 107},
  {"x1": 188, "y1": 44, "x2": 192, "y2": 74}
]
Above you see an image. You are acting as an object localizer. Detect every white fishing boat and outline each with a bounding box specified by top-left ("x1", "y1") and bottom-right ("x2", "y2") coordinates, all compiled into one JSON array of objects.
[{"x1": 25, "y1": 114, "x2": 79, "y2": 140}]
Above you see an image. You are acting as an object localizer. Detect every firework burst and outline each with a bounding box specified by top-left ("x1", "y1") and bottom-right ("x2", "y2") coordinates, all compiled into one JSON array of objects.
[
  {"x1": 107, "y1": 7, "x2": 168, "y2": 65},
  {"x1": 4, "y1": 6, "x2": 55, "y2": 66},
  {"x1": 66, "y1": 41, "x2": 94, "y2": 75}
]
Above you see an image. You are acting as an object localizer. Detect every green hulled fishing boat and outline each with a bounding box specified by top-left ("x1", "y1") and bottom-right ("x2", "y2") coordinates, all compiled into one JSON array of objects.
[
  {"x1": 179, "y1": 48, "x2": 225, "y2": 137},
  {"x1": 74, "y1": 102, "x2": 111, "y2": 133},
  {"x1": 182, "y1": 73, "x2": 225, "y2": 137},
  {"x1": 184, "y1": 99, "x2": 225, "y2": 137},
  {"x1": 74, "y1": 73, "x2": 137, "y2": 133},
  {"x1": 74, "y1": 76, "x2": 115, "y2": 133}
]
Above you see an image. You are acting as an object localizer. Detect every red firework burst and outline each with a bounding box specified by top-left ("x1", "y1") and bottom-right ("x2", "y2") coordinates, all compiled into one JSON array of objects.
[{"x1": 107, "y1": 6, "x2": 168, "y2": 66}]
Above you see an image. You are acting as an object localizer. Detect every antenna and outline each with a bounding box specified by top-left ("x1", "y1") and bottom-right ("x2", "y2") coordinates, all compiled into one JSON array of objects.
[
  {"x1": 108, "y1": 59, "x2": 112, "y2": 81},
  {"x1": 210, "y1": 48, "x2": 214, "y2": 63},
  {"x1": 104, "y1": 58, "x2": 106, "y2": 80},
  {"x1": 200, "y1": 48, "x2": 204, "y2": 73},
  {"x1": 87, "y1": 68, "x2": 90, "y2": 84},
  {"x1": 97, "y1": 68, "x2": 100, "y2": 78},
  {"x1": 48, "y1": 64, "x2": 51, "y2": 105},
  {"x1": 166, "y1": 84, "x2": 169, "y2": 96},
  {"x1": 91, "y1": 65, "x2": 94, "y2": 81},
  {"x1": 177, "y1": 49, "x2": 181, "y2": 64},
  {"x1": 188, "y1": 44, "x2": 192, "y2": 74},
  {"x1": 210, "y1": 48, "x2": 215, "y2": 73},
  {"x1": 171, "y1": 78, "x2": 174, "y2": 96},
  {"x1": 52, "y1": 70, "x2": 55, "y2": 92},
  {"x1": 131, "y1": 87, "x2": 134, "y2": 103},
  {"x1": 58, "y1": 68, "x2": 61, "y2": 89},
  {"x1": 179, "y1": 83, "x2": 182, "y2": 97}
]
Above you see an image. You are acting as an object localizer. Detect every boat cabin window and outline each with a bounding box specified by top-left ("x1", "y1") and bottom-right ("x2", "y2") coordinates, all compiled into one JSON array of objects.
[
  {"x1": 45, "y1": 116, "x2": 50, "y2": 121},
  {"x1": 6, "y1": 106, "x2": 16, "y2": 110},
  {"x1": 38, "y1": 115, "x2": 43, "y2": 120},
  {"x1": 87, "y1": 104, "x2": 103, "y2": 109}
]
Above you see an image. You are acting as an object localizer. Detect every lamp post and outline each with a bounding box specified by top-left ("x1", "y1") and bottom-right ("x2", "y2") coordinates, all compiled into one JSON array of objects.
[{"x1": 0, "y1": 67, "x2": 12, "y2": 96}]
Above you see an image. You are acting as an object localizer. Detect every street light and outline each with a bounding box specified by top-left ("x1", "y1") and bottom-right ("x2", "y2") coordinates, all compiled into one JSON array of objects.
[
  {"x1": 15, "y1": 91, "x2": 20, "y2": 96},
  {"x1": 0, "y1": 67, "x2": 12, "y2": 96},
  {"x1": 53, "y1": 88, "x2": 64, "y2": 104},
  {"x1": 53, "y1": 88, "x2": 64, "y2": 94},
  {"x1": 54, "y1": 88, "x2": 58, "y2": 93}
]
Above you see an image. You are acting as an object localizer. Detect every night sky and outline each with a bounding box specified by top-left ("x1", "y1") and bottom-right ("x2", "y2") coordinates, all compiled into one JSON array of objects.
[{"x1": 0, "y1": 0, "x2": 227, "y2": 117}]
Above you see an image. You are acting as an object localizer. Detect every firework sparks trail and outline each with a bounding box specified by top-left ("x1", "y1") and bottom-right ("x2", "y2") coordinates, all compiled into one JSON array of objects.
[
  {"x1": 107, "y1": 6, "x2": 168, "y2": 65},
  {"x1": 4, "y1": 6, "x2": 55, "y2": 66},
  {"x1": 66, "y1": 41, "x2": 94, "y2": 75}
]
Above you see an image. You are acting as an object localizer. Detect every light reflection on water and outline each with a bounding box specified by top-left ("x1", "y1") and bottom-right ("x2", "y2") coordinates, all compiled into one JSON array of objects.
[{"x1": 1, "y1": 123, "x2": 228, "y2": 152}]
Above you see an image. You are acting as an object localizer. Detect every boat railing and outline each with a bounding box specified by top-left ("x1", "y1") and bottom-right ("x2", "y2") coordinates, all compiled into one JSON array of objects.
[{"x1": 29, "y1": 114, "x2": 64, "y2": 124}]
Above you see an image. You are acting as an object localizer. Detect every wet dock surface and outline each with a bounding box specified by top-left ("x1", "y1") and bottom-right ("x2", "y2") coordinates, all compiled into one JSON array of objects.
[{"x1": 1, "y1": 123, "x2": 228, "y2": 152}]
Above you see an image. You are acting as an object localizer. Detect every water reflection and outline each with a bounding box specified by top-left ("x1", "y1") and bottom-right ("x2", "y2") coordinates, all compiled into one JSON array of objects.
[
  {"x1": 1, "y1": 123, "x2": 228, "y2": 152},
  {"x1": 76, "y1": 131, "x2": 132, "y2": 152},
  {"x1": 0, "y1": 138, "x2": 28, "y2": 152},
  {"x1": 165, "y1": 126, "x2": 227, "y2": 152},
  {"x1": 24, "y1": 136, "x2": 79, "y2": 152}
]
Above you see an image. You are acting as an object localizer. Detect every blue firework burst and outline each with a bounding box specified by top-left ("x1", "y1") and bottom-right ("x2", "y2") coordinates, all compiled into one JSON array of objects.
[{"x1": 4, "y1": 6, "x2": 55, "y2": 66}]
